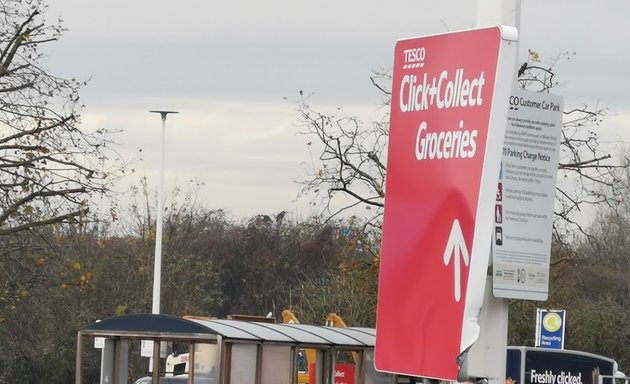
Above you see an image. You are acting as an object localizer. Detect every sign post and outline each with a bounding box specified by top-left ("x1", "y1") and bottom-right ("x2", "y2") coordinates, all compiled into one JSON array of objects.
[{"x1": 375, "y1": 26, "x2": 517, "y2": 380}]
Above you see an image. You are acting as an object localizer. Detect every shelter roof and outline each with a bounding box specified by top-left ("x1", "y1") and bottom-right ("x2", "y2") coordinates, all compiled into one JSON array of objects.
[{"x1": 80, "y1": 314, "x2": 376, "y2": 349}]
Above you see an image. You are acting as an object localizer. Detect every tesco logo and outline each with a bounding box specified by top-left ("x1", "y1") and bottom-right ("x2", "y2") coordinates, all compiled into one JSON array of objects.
[{"x1": 403, "y1": 47, "x2": 426, "y2": 69}]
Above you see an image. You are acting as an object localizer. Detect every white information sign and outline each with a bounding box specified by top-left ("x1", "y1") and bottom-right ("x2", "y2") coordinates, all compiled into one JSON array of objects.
[
  {"x1": 141, "y1": 340, "x2": 167, "y2": 358},
  {"x1": 492, "y1": 88, "x2": 563, "y2": 300}
]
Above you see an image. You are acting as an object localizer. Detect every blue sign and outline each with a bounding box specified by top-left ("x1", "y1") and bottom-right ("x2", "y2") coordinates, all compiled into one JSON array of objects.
[{"x1": 535, "y1": 309, "x2": 566, "y2": 349}]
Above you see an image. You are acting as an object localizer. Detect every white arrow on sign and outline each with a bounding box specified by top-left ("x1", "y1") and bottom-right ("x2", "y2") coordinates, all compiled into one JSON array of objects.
[{"x1": 443, "y1": 219, "x2": 470, "y2": 302}]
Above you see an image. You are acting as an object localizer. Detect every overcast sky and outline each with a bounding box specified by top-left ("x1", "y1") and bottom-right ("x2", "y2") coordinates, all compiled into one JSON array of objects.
[{"x1": 43, "y1": 0, "x2": 630, "y2": 220}]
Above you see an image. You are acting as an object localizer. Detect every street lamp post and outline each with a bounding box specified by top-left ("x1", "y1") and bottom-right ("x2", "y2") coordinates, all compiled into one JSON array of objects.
[{"x1": 149, "y1": 110, "x2": 178, "y2": 315}]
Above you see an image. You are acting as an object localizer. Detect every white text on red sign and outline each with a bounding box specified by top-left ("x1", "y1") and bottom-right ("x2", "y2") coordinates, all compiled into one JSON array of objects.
[
  {"x1": 399, "y1": 47, "x2": 487, "y2": 162},
  {"x1": 415, "y1": 120, "x2": 477, "y2": 160},
  {"x1": 399, "y1": 69, "x2": 486, "y2": 112}
]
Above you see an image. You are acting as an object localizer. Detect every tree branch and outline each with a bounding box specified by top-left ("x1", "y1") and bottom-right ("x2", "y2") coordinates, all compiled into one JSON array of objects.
[{"x1": 0, "y1": 208, "x2": 88, "y2": 236}]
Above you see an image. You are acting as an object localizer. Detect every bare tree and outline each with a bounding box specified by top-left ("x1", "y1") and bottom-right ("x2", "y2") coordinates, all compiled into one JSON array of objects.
[
  {"x1": 294, "y1": 52, "x2": 626, "y2": 239},
  {"x1": 0, "y1": 0, "x2": 122, "y2": 235},
  {"x1": 517, "y1": 50, "x2": 625, "y2": 239},
  {"x1": 294, "y1": 71, "x2": 391, "y2": 227}
]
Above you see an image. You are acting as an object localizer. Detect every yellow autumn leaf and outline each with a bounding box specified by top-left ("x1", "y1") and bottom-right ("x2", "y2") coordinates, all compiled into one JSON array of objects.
[
  {"x1": 23, "y1": 205, "x2": 33, "y2": 215},
  {"x1": 528, "y1": 49, "x2": 540, "y2": 62},
  {"x1": 338, "y1": 262, "x2": 350, "y2": 272},
  {"x1": 115, "y1": 304, "x2": 127, "y2": 315},
  {"x1": 72, "y1": 262, "x2": 81, "y2": 270},
  {"x1": 375, "y1": 182, "x2": 383, "y2": 196}
]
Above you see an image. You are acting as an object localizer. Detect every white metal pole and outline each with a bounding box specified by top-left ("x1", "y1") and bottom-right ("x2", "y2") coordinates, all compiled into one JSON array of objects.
[
  {"x1": 476, "y1": 0, "x2": 521, "y2": 31},
  {"x1": 149, "y1": 110, "x2": 178, "y2": 315},
  {"x1": 467, "y1": 3, "x2": 521, "y2": 384}
]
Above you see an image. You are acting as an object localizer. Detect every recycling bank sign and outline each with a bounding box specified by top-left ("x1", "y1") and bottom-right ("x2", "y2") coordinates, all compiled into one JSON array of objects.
[{"x1": 535, "y1": 309, "x2": 566, "y2": 349}]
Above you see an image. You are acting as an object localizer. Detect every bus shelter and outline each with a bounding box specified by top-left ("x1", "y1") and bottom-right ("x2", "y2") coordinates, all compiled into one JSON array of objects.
[{"x1": 75, "y1": 313, "x2": 397, "y2": 384}]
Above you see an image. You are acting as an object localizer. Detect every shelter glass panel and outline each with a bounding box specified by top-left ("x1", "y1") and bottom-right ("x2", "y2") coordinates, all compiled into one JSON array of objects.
[
  {"x1": 261, "y1": 345, "x2": 292, "y2": 384},
  {"x1": 364, "y1": 350, "x2": 395, "y2": 384},
  {"x1": 192, "y1": 342, "x2": 220, "y2": 382},
  {"x1": 229, "y1": 344, "x2": 257, "y2": 384}
]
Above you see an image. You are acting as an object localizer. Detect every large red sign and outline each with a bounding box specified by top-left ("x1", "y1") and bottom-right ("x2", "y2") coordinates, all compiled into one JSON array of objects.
[{"x1": 375, "y1": 27, "x2": 516, "y2": 380}]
